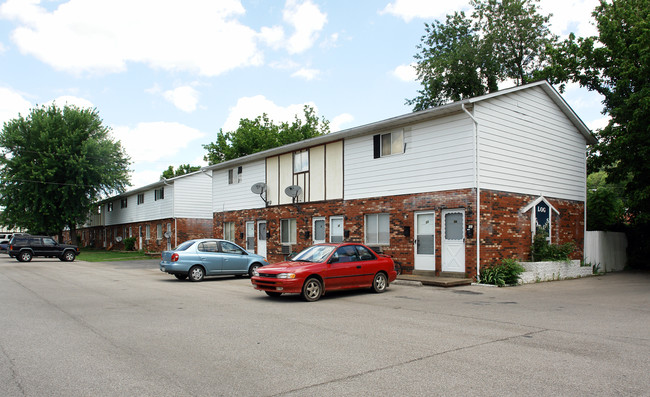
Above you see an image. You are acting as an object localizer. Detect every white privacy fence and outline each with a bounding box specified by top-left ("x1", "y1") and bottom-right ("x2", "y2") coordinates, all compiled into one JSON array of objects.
[{"x1": 584, "y1": 231, "x2": 627, "y2": 272}]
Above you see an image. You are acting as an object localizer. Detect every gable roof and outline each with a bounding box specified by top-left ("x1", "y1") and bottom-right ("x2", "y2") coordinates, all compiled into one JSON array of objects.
[{"x1": 203, "y1": 80, "x2": 597, "y2": 173}]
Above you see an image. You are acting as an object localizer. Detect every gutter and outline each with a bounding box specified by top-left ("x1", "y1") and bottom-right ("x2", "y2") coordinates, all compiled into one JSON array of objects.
[{"x1": 462, "y1": 104, "x2": 481, "y2": 279}]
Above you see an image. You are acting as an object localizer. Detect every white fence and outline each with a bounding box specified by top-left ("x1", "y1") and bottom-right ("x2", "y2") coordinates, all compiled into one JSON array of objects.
[
  {"x1": 584, "y1": 231, "x2": 627, "y2": 272},
  {"x1": 519, "y1": 260, "x2": 593, "y2": 284}
]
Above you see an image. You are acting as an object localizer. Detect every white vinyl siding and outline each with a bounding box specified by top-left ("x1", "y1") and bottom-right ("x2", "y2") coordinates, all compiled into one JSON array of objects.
[
  {"x1": 476, "y1": 86, "x2": 588, "y2": 201},
  {"x1": 213, "y1": 159, "x2": 266, "y2": 212},
  {"x1": 174, "y1": 172, "x2": 213, "y2": 219},
  {"x1": 345, "y1": 113, "x2": 475, "y2": 200}
]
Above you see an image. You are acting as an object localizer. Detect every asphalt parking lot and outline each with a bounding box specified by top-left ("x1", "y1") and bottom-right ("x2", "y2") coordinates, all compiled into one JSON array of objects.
[{"x1": 0, "y1": 254, "x2": 648, "y2": 396}]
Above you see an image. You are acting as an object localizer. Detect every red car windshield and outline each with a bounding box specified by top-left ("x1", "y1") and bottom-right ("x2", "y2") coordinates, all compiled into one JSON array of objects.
[{"x1": 291, "y1": 245, "x2": 336, "y2": 263}]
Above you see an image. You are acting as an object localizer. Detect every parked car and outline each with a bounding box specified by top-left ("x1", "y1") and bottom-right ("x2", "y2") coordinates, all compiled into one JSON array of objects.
[
  {"x1": 160, "y1": 239, "x2": 269, "y2": 282},
  {"x1": 0, "y1": 234, "x2": 12, "y2": 251},
  {"x1": 251, "y1": 243, "x2": 397, "y2": 302},
  {"x1": 8, "y1": 235, "x2": 79, "y2": 262}
]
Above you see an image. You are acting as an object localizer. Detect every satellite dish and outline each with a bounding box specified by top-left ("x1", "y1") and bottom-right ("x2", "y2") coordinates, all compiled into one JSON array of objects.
[
  {"x1": 115, "y1": 236, "x2": 123, "y2": 242},
  {"x1": 251, "y1": 182, "x2": 267, "y2": 194},
  {"x1": 284, "y1": 185, "x2": 303, "y2": 198},
  {"x1": 163, "y1": 231, "x2": 172, "y2": 239}
]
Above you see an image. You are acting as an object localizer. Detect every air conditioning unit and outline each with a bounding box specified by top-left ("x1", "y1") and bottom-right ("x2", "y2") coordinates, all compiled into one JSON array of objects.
[{"x1": 281, "y1": 245, "x2": 292, "y2": 255}]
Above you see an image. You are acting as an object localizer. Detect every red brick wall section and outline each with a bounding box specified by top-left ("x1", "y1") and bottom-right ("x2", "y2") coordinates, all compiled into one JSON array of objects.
[{"x1": 214, "y1": 189, "x2": 585, "y2": 281}]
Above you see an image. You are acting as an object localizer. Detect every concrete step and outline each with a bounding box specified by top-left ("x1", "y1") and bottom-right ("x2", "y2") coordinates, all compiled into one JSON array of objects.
[{"x1": 395, "y1": 274, "x2": 473, "y2": 288}]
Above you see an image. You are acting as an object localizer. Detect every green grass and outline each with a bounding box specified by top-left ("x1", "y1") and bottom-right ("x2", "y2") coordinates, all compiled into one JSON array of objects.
[{"x1": 79, "y1": 249, "x2": 159, "y2": 262}]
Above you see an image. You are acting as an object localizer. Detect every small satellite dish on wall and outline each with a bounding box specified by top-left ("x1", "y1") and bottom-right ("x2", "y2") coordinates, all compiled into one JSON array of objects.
[
  {"x1": 250, "y1": 182, "x2": 267, "y2": 194},
  {"x1": 163, "y1": 231, "x2": 172, "y2": 239},
  {"x1": 115, "y1": 236, "x2": 123, "y2": 243},
  {"x1": 284, "y1": 185, "x2": 303, "y2": 202}
]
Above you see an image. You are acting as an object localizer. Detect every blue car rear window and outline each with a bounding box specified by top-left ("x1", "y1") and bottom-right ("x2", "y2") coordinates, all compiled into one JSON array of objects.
[{"x1": 174, "y1": 241, "x2": 195, "y2": 251}]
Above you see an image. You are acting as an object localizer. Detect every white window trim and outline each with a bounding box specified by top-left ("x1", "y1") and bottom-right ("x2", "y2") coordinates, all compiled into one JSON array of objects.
[
  {"x1": 281, "y1": 218, "x2": 297, "y2": 245},
  {"x1": 330, "y1": 216, "x2": 344, "y2": 243},
  {"x1": 365, "y1": 213, "x2": 390, "y2": 246},
  {"x1": 312, "y1": 217, "x2": 326, "y2": 244}
]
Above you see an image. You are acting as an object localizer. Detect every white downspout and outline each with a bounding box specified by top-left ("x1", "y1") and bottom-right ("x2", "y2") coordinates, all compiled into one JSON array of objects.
[{"x1": 462, "y1": 103, "x2": 480, "y2": 280}]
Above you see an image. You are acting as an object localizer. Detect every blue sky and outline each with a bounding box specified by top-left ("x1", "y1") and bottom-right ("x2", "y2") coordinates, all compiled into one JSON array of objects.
[{"x1": 0, "y1": 0, "x2": 607, "y2": 190}]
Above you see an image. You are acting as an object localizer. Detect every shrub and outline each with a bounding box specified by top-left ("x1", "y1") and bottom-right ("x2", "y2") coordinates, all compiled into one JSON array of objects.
[
  {"x1": 123, "y1": 237, "x2": 136, "y2": 251},
  {"x1": 531, "y1": 227, "x2": 576, "y2": 261},
  {"x1": 480, "y1": 258, "x2": 525, "y2": 286}
]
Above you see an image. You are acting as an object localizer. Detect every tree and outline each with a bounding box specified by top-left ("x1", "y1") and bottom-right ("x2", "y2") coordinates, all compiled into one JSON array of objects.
[
  {"x1": 543, "y1": 0, "x2": 649, "y2": 224},
  {"x1": 409, "y1": 0, "x2": 555, "y2": 109},
  {"x1": 0, "y1": 104, "x2": 130, "y2": 243},
  {"x1": 203, "y1": 105, "x2": 329, "y2": 165},
  {"x1": 161, "y1": 164, "x2": 201, "y2": 180},
  {"x1": 586, "y1": 171, "x2": 626, "y2": 230}
]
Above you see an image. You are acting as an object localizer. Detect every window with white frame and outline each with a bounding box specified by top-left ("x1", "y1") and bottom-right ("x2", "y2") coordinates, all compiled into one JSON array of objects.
[
  {"x1": 145, "y1": 225, "x2": 150, "y2": 240},
  {"x1": 107, "y1": 202, "x2": 113, "y2": 212},
  {"x1": 137, "y1": 193, "x2": 144, "y2": 205},
  {"x1": 228, "y1": 167, "x2": 242, "y2": 184},
  {"x1": 157, "y1": 224, "x2": 163, "y2": 240},
  {"x1": 373, "y1": 130, "x2": 404, "y2": 158},
  {"x1": 330, "y1": 216, "x2": 344, "y2": 243},
  {"x1": 281, "y1": 218, "x2": 297, "y2": 245},
  {"x1": 293, "y1": 150, "x2": 309, "y2": 173},
  {"x1": 155, "y1": 187, "x2": 165, "y2": 201},
  {"x1": 313, "y1": 217, "x2": 325, "y2": 243},
  {"x1": 365, "y1": 213, "x2": 390, "y2": 245},
  {"x1": 224, "y1": 222, "x2": 235, "y2": 241}
]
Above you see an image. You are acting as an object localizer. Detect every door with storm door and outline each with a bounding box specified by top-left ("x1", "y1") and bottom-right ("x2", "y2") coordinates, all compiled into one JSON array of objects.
[
  {"x1": 257, "y1": 221, "x2": 267, "y2": 258},
  {"x1": 413, "y1": 211, "x2": 435, "y2": 271},
  {"x1": 441, "y1": 209, "x2": 465, "y2": 273}
]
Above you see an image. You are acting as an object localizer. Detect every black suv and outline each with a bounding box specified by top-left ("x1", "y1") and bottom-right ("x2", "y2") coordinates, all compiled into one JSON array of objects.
[{"x1": 9, "y1": 235, "x2": 80, "y2": 262}]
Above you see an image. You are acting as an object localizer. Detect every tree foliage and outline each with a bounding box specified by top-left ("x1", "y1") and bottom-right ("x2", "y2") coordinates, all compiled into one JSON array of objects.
[
  {"x1": 203, "y1": 105, "x2": 329, "y2": 165},
  {"x1": 409, "y1": 0, "x2": 556, "y2": 110},
  {"x1": 161, "y1": 164, "x2": 201, "y2": 180},
  {"x1": 543, "y1": 0, "x2": 650, "y2": 225},
  {"x1": 586, "y1": 171, "x2": 626, "y2": 230},
  {"x1": 0, "y1": 104, "x2": 130, "y2": 241}
]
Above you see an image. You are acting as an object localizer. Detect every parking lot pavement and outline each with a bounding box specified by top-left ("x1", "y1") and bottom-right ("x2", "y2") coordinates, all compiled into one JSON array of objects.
[{"x1": 1, "y1": 255, "x2": 649, "y2": 396}]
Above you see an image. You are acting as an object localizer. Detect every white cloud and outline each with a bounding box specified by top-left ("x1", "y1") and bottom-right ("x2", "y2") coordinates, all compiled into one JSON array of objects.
[
  {"x1": 380, "y1": 0, "x2": 469, "y2": 22},
  {"x1": 331, "y1": 113, "x2": 354, "y2": 132},
  {"x1": 291, "y1": 68, "x2": 320, "y2": 80},
  {"x1": 392, "y1": 63, "x2": 417, "y2": 82},
  {"x1": 47, "y1": 95, "x2": 94, "y2": 109},
  {"x1": 222, "y1": 95, "x2": 318, "y2": 132},
  {"x1": 0, "y1": 0, "x2": 262, "y2": 76},
  {"x1": 129, "y1": 169, "x2": 162, "y2": 191},
  {"x1": 112, "y1": 121, "x2": 206, "y2": 164},
  {"x1": 0, "y1": 87, "x2": 32, "y2": 125},
  {"x1": 283, "y1": 0, "x2": 327, "y2": 54},
  {"x1": 0, "y1": 41, "x2": 6, "y2": 54},
  {"x1": 587, "y1": 116, "x2": 609, "y2": 132},
  {"x1": 163, "y1": 86, "x2": 200, "y2": 113},
  {"x1": 540, "y1": 0, "x2": 600, "y2": 38}
]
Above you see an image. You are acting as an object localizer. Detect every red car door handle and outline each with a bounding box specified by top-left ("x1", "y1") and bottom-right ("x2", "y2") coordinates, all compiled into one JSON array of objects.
[{"x1": 356, "y1": 265, "x2": 361, "y2": 269}]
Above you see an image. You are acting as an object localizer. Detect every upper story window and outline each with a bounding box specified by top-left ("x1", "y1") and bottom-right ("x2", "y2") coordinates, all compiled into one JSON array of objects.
[
  {"x1": 120, "y1": 198, "x2": 128, "y2": 209},
  {"x1": 228, "y1": 166, "x2": 242, "y2": 184},
  {"x1": 107, "y1": 202, "x2": 113, "y2": 212},
  {"x1": 137, "y1": 193, "x2": 144, "y2": 205},
  {"x1": 293, "y1": 150, "x2": 309, "y2": 173},
  {"x1": 373, "y1": 130, "x2": 404, "y2": 158},
  {"x1": 155, "y1": 187, "x2": 165, "y2": 201}
]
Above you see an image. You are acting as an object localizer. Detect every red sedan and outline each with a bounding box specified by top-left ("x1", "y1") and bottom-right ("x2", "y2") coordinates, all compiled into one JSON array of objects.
[{"x1": 251, "y1": 243, "x2": 397, "y2": 302}]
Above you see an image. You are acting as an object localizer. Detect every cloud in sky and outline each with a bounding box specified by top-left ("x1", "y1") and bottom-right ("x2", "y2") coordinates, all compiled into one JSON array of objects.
[
  {"x1": 392, "y1": 63, "x2": 417, "y2": 82},
  {"x1": 163, "y1": 86, "x2": 200, "y2": 113},
  {"x1": 0, "y1": 87, "x2": 32, "y2": 125},
  {"x1": 112, "y1": 121, "x2": 206, "y2": 164},
  {"x1": 259, "y1": 0, "x2": 327, "y2": 54},
  {"x1": 331, "y1": 113, "x2": 354, "y2": 132},
  {"x1": 291, "y1": 68, "x2": 320, "y2": 80},
  {"x1": 221, "y1": 95, "x2": 318, "y2": 132},
  {"x1": 0, "y1": 0, "x2": 262, "y2": 76},
  {"x1": 380, "y1": 0, "x2": 469, "y2": 22}
]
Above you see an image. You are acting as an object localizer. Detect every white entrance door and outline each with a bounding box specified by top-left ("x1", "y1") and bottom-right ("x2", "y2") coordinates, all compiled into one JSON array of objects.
[
  {"x1": 414, "y1": 211, "x2": 435, "y2": 271},
  {"x1": 257, "y1": 221, "x2": 267, "y2": 258},
  {"x1": 442, "y1": 209, "x2": 465, "y2": 273},
  {"x1": 138, "y1": 226, "x2": 142, "y2": 250}
]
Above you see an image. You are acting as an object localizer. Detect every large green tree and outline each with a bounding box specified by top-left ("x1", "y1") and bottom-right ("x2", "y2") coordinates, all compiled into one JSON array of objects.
[
  {"x1": 203, "y1": 105, "x2": 329, "y2": 165},
  {"x1": 0, "y1": 104, "x2": 130, "y2": 243},
  {"x1": 161, "y1": 164, "x2": 201, "y2": 180},
  {"x1": 409, "y1": 0, "x2": 556, "y2": 110},
  {"x1": 543, "y1": 0, "x2": 649, "y2": 224}
]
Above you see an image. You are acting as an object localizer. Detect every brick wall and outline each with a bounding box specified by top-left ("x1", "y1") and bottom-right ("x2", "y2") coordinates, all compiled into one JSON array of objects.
[{"x1": 214, "y1": 188, "x2": 585, "y2": 280}]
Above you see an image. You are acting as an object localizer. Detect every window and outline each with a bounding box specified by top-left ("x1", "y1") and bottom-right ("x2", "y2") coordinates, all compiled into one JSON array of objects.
[
  {"x1": 198, "y1": 241, "x2": 218, "y2": 252},
  {"x1": 330, "y1": 216, "x2": 344, "y2": 243},
  {"x1": 281, "y1": 218, "x2": 297, "y2": 245},
  {"x1": 313, "y1": 217, "x2": 325, "y2": 243},
  {"x1": 137, "y1": 193, "x2": 144, "y2": 205},
  {"x1": 128, "y1": 227, "x2": 132, "y2": 238},
  {"x1": 157, "y1": 224, "x2": 162, "y2": 240},
  {"x1": 224, "y1": 222, "x2": 235, "y2": 241},
  {"x1": 107, "y1": 202, "x2": 113, "y2": 212},
  {"x1": 365, "y1": 213, "x2": 390, "y2": 245},
  {"x1": 145, "y1": 225, "x2": 150, "y2": 240},
  {"x1": 373, "y1": 130, "x2": 404, "y2": 158},
  {"x1": 293, "y1": 150, "x2": 309, "y2": 173},
  {"x1": 120, "y1": 198, "x2": 128, "y2": 208},
  {"x1": 246, "y1": 221, "x2": 255, "y2": 250},
  {"x1": 228, "y1": 167, "x2": 242, "y2": 184},
  {"x1": 220, "y1": 241, "x2": 244, "y2": 254},
  {"x1": 155, "y1": 187, "x2": 165, "y2": 201}
]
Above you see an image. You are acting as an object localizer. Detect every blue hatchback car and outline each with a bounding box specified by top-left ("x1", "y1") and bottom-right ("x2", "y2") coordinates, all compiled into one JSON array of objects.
[{"x1": 160, "y1": 239, "x2": 269, "y2": 282}]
